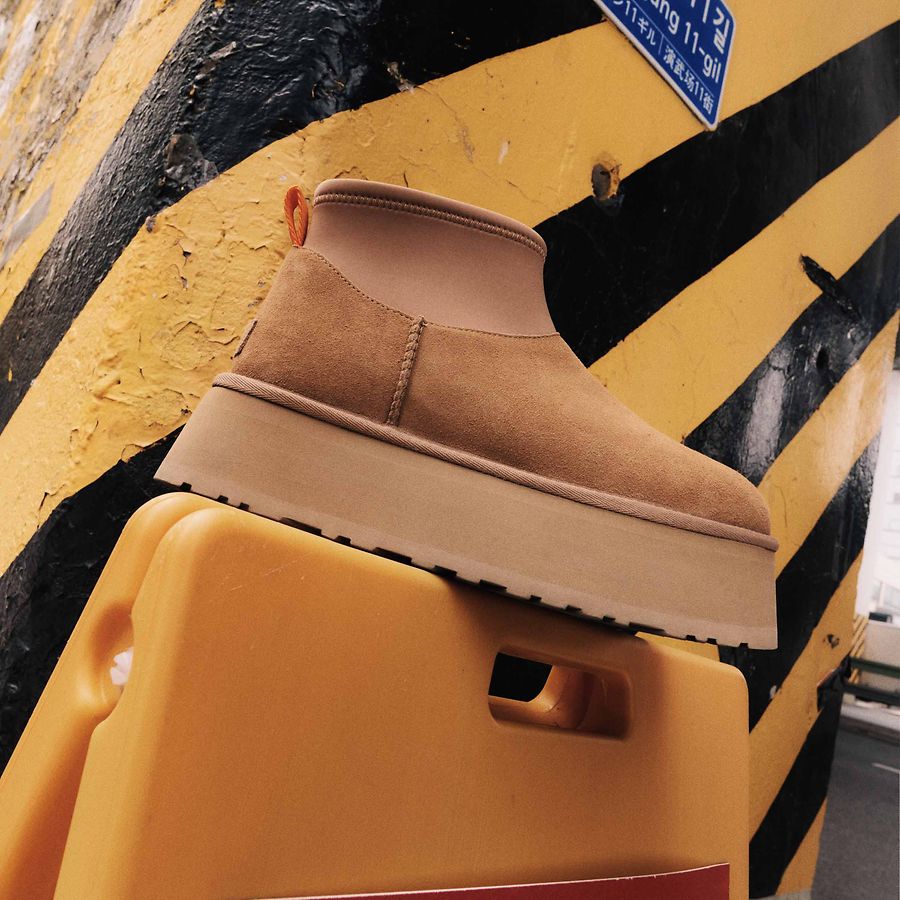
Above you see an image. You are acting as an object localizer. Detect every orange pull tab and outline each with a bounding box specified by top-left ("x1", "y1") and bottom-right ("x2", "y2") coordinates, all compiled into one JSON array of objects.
[{"x1": 283, "y1": 186, "x2": 309, "y2": 247}]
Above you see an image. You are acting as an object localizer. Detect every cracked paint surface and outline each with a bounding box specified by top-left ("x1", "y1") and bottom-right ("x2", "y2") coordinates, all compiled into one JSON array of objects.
[
  {"x1": 0, "y1": 0, "x2": 206, "y2": 319},
  {"x1": 0, "y1": 0, "x2": 140, "y2": 253}
]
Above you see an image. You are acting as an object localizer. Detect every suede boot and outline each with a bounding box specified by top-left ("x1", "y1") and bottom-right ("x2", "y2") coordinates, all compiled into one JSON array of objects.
[{"x1": 157, "y1": 179, "x2": 777, "y2": 648}]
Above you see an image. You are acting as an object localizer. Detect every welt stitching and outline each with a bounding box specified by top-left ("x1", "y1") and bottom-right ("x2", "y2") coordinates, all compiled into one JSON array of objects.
[
  {"x1": 314, "y1": 192, "x2": 547, "y2": 258},
  {"x1": 386, "y1": 317, "x2": 425, "y2": 426}
]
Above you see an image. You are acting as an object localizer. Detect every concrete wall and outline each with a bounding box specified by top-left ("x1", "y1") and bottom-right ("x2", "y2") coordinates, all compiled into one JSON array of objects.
[{"x1": 0, "y1": 1, "x2": 897, "y2": 896}]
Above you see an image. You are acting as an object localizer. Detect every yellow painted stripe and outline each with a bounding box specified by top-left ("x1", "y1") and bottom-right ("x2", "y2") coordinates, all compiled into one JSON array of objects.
[
  {"x1": 1, "y1": 0, "x2": 896, "y2": 325},
  {"x1": 726, "y1": 1, "x2": 897, "y2": 112},
  {"x1": 1, "y1": 0, "x2": 133, "y2": 183},
  {"x1": 776, "y1": 801, "x2": 827, "y2": 895},
  {"x1": 749, "y1": 556, "x2": 860, "y2": 832},
  {"x1": 591, "y1": 121, "x2": 900, "y2": 439},
  {"x1": 0, "y1": 0, "x2": 205, "y2": 317},
  {"x1": 0, "y1": 0, "x2": 45, "y2": 97},
  {"x1": 849, "y1": 614, "x2": 867, "y2": 661},
  {"x1": 1, "y1": 0, "x2": 98, "y2": 121},
  {"x1": 0, "y1": 4, "x2": 897, "y2": 575},
  {"x1": 762, "y1": 314, "x2": 898, "y2": 575}
]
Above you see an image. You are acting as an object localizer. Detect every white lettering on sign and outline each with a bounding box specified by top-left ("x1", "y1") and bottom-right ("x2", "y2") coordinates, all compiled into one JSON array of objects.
[{"x1": 598, "y1": 0, "x2": 735, "y2": 128}]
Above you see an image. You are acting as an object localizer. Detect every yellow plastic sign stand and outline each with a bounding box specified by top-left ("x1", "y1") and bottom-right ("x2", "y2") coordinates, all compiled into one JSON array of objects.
[{"x1": 0, "y1": 494, "x2": 749, "y2": 898}]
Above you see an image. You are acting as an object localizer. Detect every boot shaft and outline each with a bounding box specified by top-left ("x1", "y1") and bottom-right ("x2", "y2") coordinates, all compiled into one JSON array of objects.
[{"x1": 304, "y1": 179, "x2": 554, "y2": 335}]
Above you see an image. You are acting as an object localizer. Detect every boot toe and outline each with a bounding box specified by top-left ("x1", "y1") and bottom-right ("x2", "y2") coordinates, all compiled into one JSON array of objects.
[{"x1": 691, "y1": 453, "x2": 771, "y2": 536}]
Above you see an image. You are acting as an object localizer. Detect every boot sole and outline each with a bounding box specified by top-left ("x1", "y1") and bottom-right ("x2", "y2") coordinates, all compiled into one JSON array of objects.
[{"x1": 156, "y1": 386, "x2": 777, "y2": 649}]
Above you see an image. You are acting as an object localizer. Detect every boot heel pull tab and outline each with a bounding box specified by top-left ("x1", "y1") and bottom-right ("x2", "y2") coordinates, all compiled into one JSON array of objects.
[{"x1": 284, "y1": 186, "x2": 309, "y2": 248}]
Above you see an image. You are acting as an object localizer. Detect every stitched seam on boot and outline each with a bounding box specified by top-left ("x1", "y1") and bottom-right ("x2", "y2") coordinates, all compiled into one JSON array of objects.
[
  {"x1": 231, "y1": 318, "x2": 257, "y2": 358},
  {"x1": 314, "y1": 192, "x2": 546, "y2": 258},
  {"x1": 386, "y1": 317, "x2": 425, "y2": 426}
]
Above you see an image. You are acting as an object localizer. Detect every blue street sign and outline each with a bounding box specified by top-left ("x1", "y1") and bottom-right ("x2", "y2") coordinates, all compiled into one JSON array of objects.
[{"x1": 596, "y1": 0, "x2": 735, "y2": 128}]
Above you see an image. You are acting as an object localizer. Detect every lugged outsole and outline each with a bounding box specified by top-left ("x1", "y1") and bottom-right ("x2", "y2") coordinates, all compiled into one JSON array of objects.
[
  {"x1": 155, "y1": 387, "x2": 777, "y2": 649},
  {"x1": 158, "y1": 477, "x2": 750, "y2": 648}
]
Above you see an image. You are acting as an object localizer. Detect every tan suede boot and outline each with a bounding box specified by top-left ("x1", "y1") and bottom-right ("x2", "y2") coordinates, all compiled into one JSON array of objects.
[{"x1": 156, "y1": 179, "x2": 777, "y2": 648}]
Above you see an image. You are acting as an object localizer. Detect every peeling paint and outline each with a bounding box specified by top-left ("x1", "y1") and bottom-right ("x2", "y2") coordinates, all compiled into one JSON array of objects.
[
  {"x1": 386, "y1": 60, "x2": 416, "y2": 92},
  {"x1": 0, "y1": 0, "x2": 140, "y2": 255},
  {"x1": 0, "y1": 185, "x2": 52, "y2": 268},
  {"x1": 164, "y1": 133, "x2": 218, "y2": 193}
]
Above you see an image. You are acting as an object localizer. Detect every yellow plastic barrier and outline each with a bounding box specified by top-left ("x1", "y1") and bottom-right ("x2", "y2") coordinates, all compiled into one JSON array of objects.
[{"x1": 0, "y1": 494, "x2": 749, "y2": 898}]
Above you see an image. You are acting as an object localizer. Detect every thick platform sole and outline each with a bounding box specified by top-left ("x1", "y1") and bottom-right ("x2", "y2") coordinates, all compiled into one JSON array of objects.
[{"x1": 156, "y1": 387, "x2": 777, "y2": 648}]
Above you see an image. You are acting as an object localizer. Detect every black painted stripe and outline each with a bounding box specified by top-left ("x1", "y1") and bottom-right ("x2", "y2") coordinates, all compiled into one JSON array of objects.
[
  {"x1": 748, "y1": 669, "x2": 844, "y2": 898},
  {"x1": 685, "y1": 217, "x2": 900, "y2": 485},
  {"x1": 537, "y1": 22, "x2": 900, "y2": 366},
  {"x1": 0, "y1": 434, "x2": 175, "y2": 770},
  {"x1": 0, "y1": 0, "x2": 601, "y2": 435},
  {"x1": 719, "y1": 437, "x2": 880, "y2": 731}
]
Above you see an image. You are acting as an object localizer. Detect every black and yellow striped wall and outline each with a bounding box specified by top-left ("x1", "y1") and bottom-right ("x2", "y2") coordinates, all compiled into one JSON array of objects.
[{"x1": 0, "y1": 1, "x2": 897, "y2": 895}]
